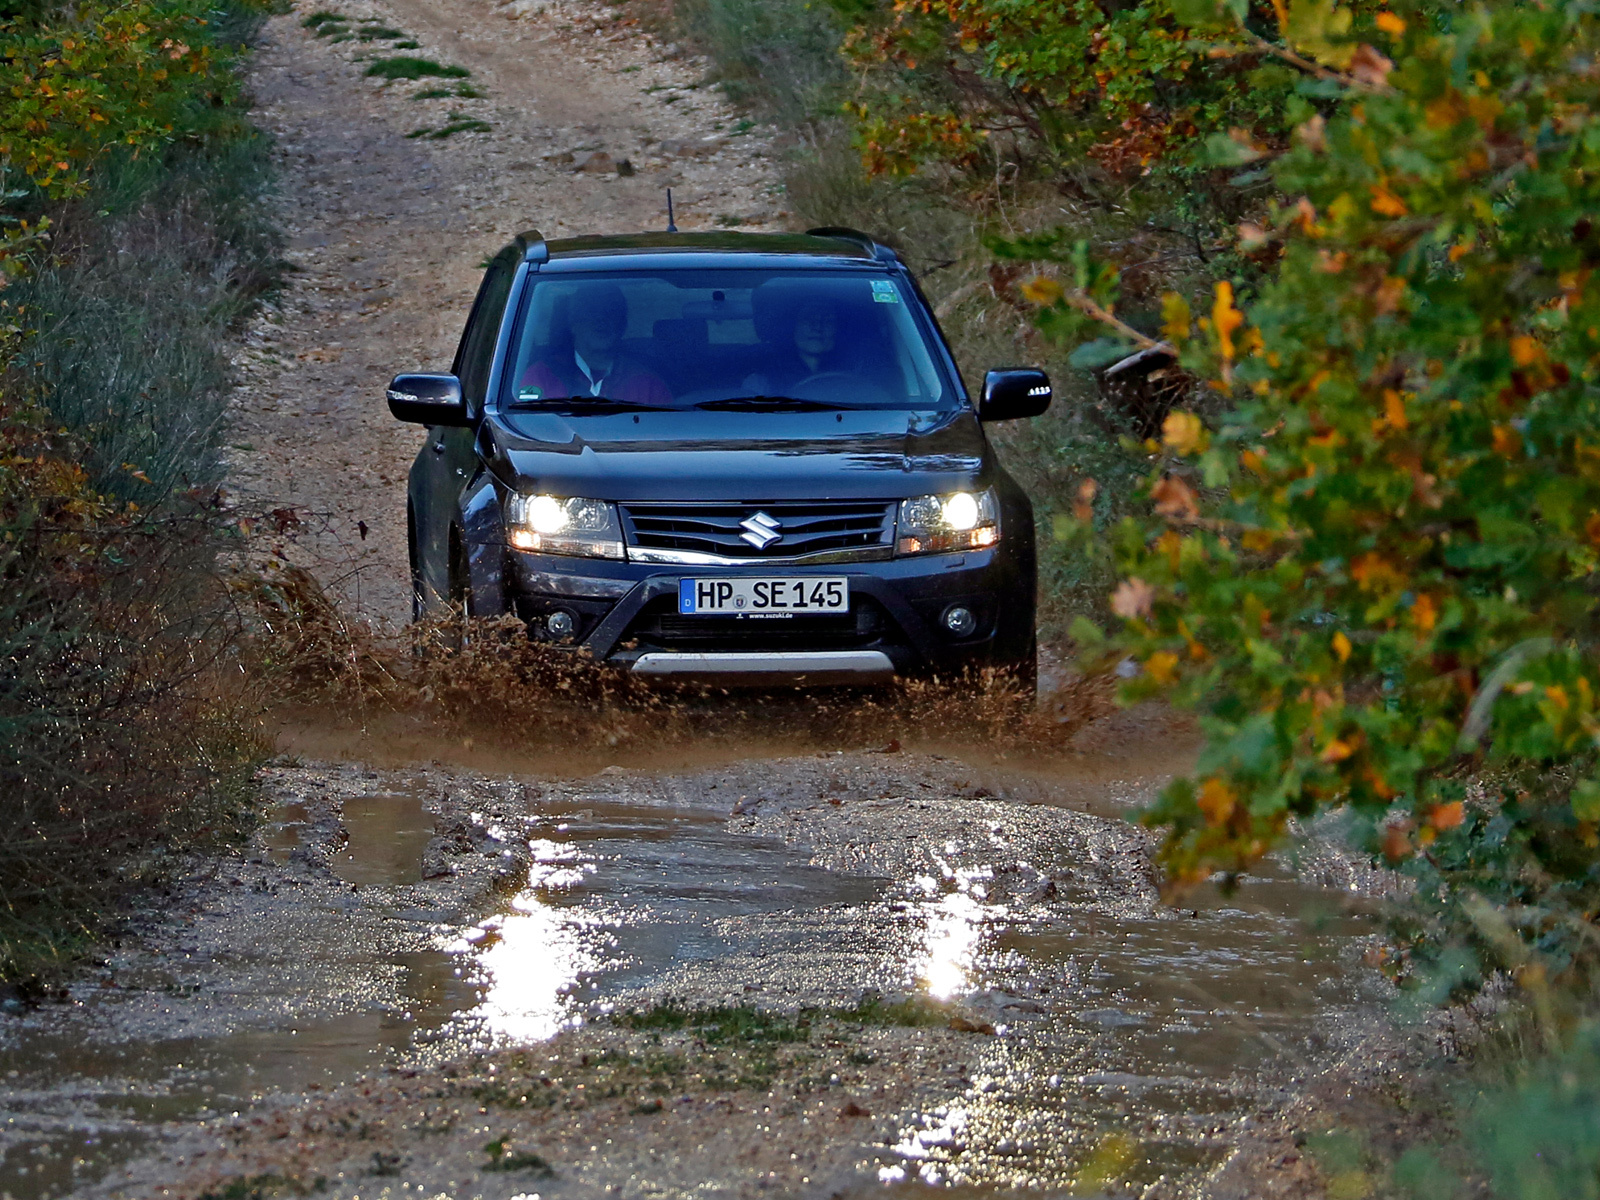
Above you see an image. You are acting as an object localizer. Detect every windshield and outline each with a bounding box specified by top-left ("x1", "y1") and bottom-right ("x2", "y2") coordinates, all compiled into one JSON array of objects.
[{"x1": 497, "y1": 269, "x2": 959, "y2": 411}]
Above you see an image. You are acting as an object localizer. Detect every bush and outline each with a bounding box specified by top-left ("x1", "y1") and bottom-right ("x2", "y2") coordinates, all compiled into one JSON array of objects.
[
  {"x1": 0, "y1": 0, "x2": 282, "y2": 983},
  {"x1": 1004, "y1": 0, "x2": 1600, "y2": 998}
]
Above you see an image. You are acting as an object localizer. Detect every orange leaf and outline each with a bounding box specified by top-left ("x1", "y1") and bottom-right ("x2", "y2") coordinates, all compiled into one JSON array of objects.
[
  {"x1": 1333, "y1": 631, "x2": 1352, "y2": 662},
  {"x1": 1383, "y1": 388, "x2": 1408, "y2": 431},
  {"x1": 1382, "y1": 823, "x2": 1413, "y2": 861},
  {"x1": 1509, "y1": 335, "x2": 1545, "y2": 367},
  {"x1": 1350, "y1": 552, "x2": 1404, "y2": 592},
  {"x1": 1584, "y1": 512, "x2": 1600, "y2": 546},
  {"x1": 1428, "y1": 801, "x2": 1465, "y2": 831},
  {"x1": 1151, "y1": 474, "x2": 1200, "y2": 520},
  {"x1": 1375, "y1": 11, "x2": 1405, "y2": 35},
  {"x1": 1491, "y1": 425, "x2": 1523, "y2": 458},
  {"x1": 1411, "y1": 592, "x2": 1437, "y2": 632},
  {"x1": 1369, "y1": 183, "x2": 1408, "y2": 217},
  {"x1": 1212, "y1": 281, "x2": 1244, "y2": 362}
]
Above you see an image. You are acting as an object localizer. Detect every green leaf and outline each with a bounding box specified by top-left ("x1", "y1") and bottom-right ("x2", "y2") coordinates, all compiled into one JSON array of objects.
[
  {"x1": 1571, "y1": 780, "x2": 1600, "y2": 823},
  {"x1": 1283, "y1": 0, "x2": 1355, "y2": 67},
  {"x1": 1070, "y1": 338, "x2": 1138, "y2": 370}
]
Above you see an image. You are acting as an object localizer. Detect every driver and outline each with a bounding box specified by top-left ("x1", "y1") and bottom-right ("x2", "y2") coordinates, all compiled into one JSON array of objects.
[
  {"x1": 743, "y1": 299, "x2": 849, "y2": 396},
  {"x1": 517, "y1": 285, "x2": 671, "y2": 405}
]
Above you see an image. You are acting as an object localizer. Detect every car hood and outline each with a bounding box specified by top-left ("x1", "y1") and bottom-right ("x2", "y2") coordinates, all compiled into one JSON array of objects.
[{"x1": 485, "y1": 407, "x2": 989, "y2": 501}]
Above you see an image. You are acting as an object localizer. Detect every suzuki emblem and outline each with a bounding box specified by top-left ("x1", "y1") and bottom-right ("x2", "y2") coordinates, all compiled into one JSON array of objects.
[{"x1": 739, "y1": 511, "x2": 782, "y2": 549}]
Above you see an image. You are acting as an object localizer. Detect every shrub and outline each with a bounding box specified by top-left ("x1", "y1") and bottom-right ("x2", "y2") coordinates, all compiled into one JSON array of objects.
[
  {"x1": 0, "y1": 0, "x2": 281, "y2": 983},
  {"x1": 1006, "y1": 0, "x2": 1600, "y2": 994}
]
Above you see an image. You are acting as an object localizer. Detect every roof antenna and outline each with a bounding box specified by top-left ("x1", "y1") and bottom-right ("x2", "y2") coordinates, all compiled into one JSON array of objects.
[{"x1": 665, "y1": 188, "x2": 678, "y2": 234}]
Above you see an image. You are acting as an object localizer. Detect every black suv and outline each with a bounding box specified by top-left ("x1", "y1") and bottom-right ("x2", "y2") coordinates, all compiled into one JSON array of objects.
[{"x1": 388, "y1": 229, "x2": 1052, "y2": 687}]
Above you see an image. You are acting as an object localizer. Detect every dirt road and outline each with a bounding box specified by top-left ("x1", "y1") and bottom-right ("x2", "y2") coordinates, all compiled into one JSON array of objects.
[{"x1": 0, "y1": 5, "x2": 1418, "y2": 1198}]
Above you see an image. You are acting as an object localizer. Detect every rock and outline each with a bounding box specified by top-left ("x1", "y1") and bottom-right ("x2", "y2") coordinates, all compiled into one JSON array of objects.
[
  {"x1": 542, "y1": 149, "x2": 574, "y2": 165},
  {"x1": 573, "y1": 150, "x2": 614, "y2": 173},
  {"x1": 946, "y1": 1014, "x2": 996, "y2": 1034},
  {"x1": 839, "y1": 1101, "x2": 871, "y2": 1118},
  {"x1": 1021, "y1": 878, "x2": 1057, "y2": 904},
  {"x1": 656, "y1": 136, "x2": 726, "y2": 160},
  {"x1": 616, "y1": 157, "x2": 635, "y2": 177}
]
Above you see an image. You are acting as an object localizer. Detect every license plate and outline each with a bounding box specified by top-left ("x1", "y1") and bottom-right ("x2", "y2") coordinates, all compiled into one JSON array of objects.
[{"x1": 678, "y1": 577, "x2": 848, "y2": 616}]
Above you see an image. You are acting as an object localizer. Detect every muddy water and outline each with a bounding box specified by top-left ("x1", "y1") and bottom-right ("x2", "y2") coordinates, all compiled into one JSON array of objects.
[{"x1": 0, "y1": 756, "x2": 1388, "y2": 1198}]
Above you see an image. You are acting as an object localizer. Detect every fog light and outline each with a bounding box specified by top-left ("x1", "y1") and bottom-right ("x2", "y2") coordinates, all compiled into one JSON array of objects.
[
  {"x1": 942, "y1": 605, "x2": 977, "y2": 638},
  {"x1": 546, "y1": 610, "x2": 576, "y2": 639}
]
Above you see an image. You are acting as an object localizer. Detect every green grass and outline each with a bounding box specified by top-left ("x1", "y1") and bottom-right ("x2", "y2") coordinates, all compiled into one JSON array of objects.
[
  {"x1": 407, "y1": 112, "x2": 491, "y2": 139},
  {"x1": 830, "y1": 994, "x2": 951, "y2": 1027},
  {"x1": 481, "y1": 1139, "x2": 554, "y2": 1175},
  {"x1": 363, "y1": 55, "x2": 469, "y2": 80},
  {"x1": 356, "y1": 25, "x2": 405, "y2": 40},
  {"x1": 620, "y1": 1002, "x2": 812, "y2": 1045}
]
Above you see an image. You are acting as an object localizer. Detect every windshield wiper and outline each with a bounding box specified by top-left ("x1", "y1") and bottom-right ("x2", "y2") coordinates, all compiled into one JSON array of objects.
[
  {"x1": 693, "y1": 395, "x2": 847, "y2": 412},
  {"x1": 503, "y1": 397, "x2": 676, "y2": 413}
]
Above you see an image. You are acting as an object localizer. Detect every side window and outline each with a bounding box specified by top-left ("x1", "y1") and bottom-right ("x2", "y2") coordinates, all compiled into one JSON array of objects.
[{"x1": 455, "y1": 255, "x2": 516, "y2": 406}]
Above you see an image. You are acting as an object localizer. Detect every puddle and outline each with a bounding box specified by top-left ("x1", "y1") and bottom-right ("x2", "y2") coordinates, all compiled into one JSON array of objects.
[
  {"x1": 880, "y1": 867, "x2": 1384, "y2": 1189},
  {"x1": 0, "y1": 797, "x2": 887, "y2": 1196},
  {"x1": 336, "y1": 793, "x2": 434, "y2": 885},
  {"x1": 428, "y1": 802, "x2": 886, "y2": 1051}
]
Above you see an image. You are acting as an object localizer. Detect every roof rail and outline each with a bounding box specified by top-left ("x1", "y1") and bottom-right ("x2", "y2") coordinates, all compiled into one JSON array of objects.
[
  {"x1": 517, "y1": 228, "x2": 549, "y2": 265},
  {"x1": 805, "y1": 226, "x2": 899, "y2": 264}
]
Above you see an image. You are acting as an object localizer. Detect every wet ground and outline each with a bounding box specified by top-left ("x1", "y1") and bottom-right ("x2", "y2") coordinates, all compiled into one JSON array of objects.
[{"x1": 0, "y1": 743, "x2": 1399, "y2": 1199}]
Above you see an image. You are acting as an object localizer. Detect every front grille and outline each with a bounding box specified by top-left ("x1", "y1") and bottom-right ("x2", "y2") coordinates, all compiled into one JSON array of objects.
[
  {"x1": 621, "y1": 501, "x2": 893, "y2": 560},
  {"x1": 626, "y1": 595, "x2": 896, "y2": 652}
]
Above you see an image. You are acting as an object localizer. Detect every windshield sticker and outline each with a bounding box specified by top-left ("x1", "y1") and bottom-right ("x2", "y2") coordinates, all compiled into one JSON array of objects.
[
  {"x1": 517, "y1": 385, "x2": 543, "y2": 400},
  {"x1": 871, "y1": 279, "x2": 901, "y2": 304}
]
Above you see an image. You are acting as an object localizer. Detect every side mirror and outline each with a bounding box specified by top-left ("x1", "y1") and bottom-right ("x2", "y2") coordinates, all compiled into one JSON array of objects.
[
  {"x1": 386, "y1": 373, "x2": 469, "y2": 426},
  {"x1": 979, "y1": 368, "x2": 1052, "y2": 421}
]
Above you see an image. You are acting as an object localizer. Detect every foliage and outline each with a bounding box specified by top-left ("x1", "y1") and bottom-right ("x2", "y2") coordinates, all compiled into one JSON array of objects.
[
  {"x1": 834, "y1": 0, "x2": 1386, "y2": 179},
  {"x1": 0, "y1": 0, "x2": 280, "y2": 984},
  {"x1": 0, "y1": 0, "x2": 272, "y2": 280},
  {"x1": 1006, "y1": 0, "x2": 1600, "y2": 994}
]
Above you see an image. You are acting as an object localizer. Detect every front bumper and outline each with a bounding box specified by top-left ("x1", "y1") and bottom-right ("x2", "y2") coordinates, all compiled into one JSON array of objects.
[{"x1": 502, "y1": 546, "x2": 1025, "y2": 681}]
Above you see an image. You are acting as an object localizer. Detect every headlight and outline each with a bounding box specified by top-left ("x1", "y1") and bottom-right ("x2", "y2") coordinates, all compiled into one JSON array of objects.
[
  {"x1": 507, "y1": 494, "x2": 624, "y2": 559},
  {"x1": 896, "y1": 488, "x2": 1000, "y2": 555}
]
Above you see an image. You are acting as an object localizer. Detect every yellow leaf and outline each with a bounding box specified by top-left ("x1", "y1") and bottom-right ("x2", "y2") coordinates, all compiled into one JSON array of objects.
[
  {"x1": 1019, "y1": 276, "x2": 1063, "y2": 306},
  {"x1": 1375, "y1": 11, "x2": 1405, "y2": 35},
  {"x1": 1160, "y1": 291, "x2": 1191, "y2": 343},
  {"x1": 1162, "y1": 410, "x2": 1206, "y2": 455},
  {"x1": 1333, "y1": 631, "x2": 1352, "y2": 662},
  {"x1": 1321, "y1": 738, "x2": 1355, "y2": 763},
  {"x1": 1197, "y1": 778, "x2": 1236, "y2": 824},
  {"x1": 1145, "y1": 650, "x2": 1180, "y2": 686}
]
